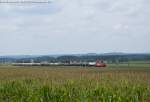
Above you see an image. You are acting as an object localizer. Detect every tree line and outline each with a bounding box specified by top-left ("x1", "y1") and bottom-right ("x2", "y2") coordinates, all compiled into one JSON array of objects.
[{"x1": 0, "y1": 54, "x2": 150, "y2": 64}]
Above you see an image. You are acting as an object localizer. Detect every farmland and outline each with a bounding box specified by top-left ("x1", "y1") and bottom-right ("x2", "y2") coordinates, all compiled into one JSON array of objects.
[{"x1": 0, "y1": 63, "x2": 150, "y2": 102}]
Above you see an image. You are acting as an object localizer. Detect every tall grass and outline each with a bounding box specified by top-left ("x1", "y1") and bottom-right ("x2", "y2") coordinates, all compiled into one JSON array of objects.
[
  {"x1": 0, "y1": 79, "x2": 150, "y2": 102},
  {"x1": 0, "y1": 66, "x2": 150, "y2": 102}
]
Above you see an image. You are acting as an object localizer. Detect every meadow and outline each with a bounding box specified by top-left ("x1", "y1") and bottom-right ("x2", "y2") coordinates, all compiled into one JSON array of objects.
[{"x1": 0, "y1": 63, "x2": 150, "y2": 102}]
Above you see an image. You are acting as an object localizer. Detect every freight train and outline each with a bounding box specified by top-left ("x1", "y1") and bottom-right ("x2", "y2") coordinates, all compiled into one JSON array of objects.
[{"x1": 12, "y1": 60, "x2": 107, "y2": 67}]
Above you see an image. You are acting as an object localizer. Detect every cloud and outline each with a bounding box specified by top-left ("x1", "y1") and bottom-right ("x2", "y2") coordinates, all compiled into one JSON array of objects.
[{"x1": 0, "y1": 0, "x2": 150, "y2": 55}]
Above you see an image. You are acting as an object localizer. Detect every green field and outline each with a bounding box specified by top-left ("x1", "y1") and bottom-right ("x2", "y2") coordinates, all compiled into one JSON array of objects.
[{"x1": 0, "y1": 64, "x2": 150, "y2": 102}]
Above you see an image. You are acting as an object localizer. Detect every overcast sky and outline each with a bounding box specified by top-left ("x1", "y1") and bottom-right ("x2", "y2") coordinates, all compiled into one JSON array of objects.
[{"x1": 0, "y1": 0, "x2": 150, "y2": 55}]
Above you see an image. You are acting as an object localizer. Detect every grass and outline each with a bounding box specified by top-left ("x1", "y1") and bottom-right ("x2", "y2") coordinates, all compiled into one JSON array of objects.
[{"x1": 0, "y1": 64, "x2": 150, "y2": 102}]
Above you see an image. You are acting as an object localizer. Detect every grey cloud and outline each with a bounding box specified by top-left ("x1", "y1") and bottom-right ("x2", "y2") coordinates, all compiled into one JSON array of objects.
[{"x1": 0, "y1": 0, "x2": 150, "y2": 55}]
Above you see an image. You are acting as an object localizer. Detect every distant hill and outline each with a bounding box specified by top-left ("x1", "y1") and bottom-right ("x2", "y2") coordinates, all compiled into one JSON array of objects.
[{"x1": 102, "y1": 52, "x2": 127, "y2": 55}]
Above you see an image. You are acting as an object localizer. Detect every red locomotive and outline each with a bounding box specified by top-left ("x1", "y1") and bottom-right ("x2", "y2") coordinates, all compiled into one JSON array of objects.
[{"x1": 95, "y1": 60, "x2": 107, "y2": 67}]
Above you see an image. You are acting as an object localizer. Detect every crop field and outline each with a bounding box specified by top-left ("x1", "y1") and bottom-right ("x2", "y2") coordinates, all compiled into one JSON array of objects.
[{"x1": 0, "y1": 64, "x2": 150, "y2": 102}]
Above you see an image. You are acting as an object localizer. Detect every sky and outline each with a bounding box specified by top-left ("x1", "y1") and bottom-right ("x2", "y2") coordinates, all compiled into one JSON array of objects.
[{"x1": 0, "y1": 0, "x2": 150, "y2": 55}]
